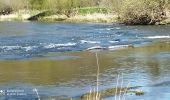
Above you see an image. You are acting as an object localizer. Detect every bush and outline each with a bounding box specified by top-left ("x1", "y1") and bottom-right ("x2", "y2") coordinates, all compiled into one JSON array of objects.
[
  {"x1": 0, "y1": 0, "x2": 28, "y2": 12},
  {"x1": 119, "y1": 0, "x2": 168, "y2": 25},
  {"x1": 0, "y1": 4, "x2": 13, "y2": 15}
]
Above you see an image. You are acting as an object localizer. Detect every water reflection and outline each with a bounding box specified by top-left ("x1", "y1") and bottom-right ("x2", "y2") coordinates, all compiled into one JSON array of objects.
[
  {"x1": 0, "y1": 42, "x2": 169, "y2": 84},
  {"x1": 0, "y1": 41, "x2": 169, "y2": 99}
]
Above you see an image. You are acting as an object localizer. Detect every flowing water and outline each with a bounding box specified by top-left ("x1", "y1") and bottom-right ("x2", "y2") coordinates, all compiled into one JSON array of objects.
[{"x1": 0, "y1": 22, "x2": 170, "y2": 100}]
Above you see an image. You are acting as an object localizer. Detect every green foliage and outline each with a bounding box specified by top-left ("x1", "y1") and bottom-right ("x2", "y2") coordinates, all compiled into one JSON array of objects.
[
  {"x1": 29, "y1": 0, "x2": 46, "y2": 10},
  {"x1": 78, "y1": 7, "x2": 109, "y2": 14}
]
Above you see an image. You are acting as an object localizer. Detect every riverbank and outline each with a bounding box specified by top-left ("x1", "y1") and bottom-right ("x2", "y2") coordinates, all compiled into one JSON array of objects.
[
  {"x1": 1, "y1": 9, "x2": 170, "y2": 24},
  {"x1": 0, "y1": 10, "x2": 40, "y2": 21},
  {"x1": 0, "y1": 12, "x2": 118, "y2": 23},
  {"x1": 1, "y1": 12, "x2": 170, "y2": 24},
  {"x1": 41, "y1": 13, "x2": 118, "y2": 23}
]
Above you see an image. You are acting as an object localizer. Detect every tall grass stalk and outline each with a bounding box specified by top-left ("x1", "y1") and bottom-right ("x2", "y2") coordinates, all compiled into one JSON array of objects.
[
  {"x1": 86, "y1": 53, "x2": 131, "y2": 100},
  {"x1": 33, "y1": 88, "x2": 40, "y2": 100},
  {"x1": 95, "y1": 53, "x2": 100, "y2": 100},
  {"x1": 122, "y1": 82, "x2": 130, "y2": 100},
  {"x1": 119, "y1": 74, "x2": 124, "y2": 100},
  {"x1": 115, "y1": 74, "x2": 119, "y2": 100},
  {"x1": 85, "y1": 53, "x2": 101, "y2": 100},
  {"x1": 115, "y1": 74, "x2": 130, "y2": 100}
]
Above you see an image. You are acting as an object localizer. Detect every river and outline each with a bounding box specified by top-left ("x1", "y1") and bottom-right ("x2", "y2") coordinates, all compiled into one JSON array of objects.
[{"x1": 0, "y1": 22, "x2": 170, "y2": 100}]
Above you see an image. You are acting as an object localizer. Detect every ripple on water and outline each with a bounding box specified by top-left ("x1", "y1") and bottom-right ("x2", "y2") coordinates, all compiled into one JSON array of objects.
[
  {"x1": 145, "y1": 35, "x2": 170, "y2": 39},
  {"x1": 80, "y1": 40, "x2": 100, "y2": 44},
  {"x1": 43, "y1": 42, "x2": 77, "y2": 49}
]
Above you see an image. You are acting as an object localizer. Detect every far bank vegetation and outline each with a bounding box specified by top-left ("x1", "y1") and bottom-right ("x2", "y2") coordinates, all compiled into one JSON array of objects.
[{"x1": 0, "y1": 0, "x2": 170, "y2": 24}]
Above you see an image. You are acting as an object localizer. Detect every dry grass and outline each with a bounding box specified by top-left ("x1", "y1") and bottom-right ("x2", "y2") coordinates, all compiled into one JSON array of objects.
[
  {"x1": 67, "y1": 13, "x2": 117, "y2": 23},
  {"x1": 83, "y1": 53, "x2": 101, "y2": 100},
  {"x1": 0, "y1": 10, "x2": 40, "y2": 21},
  {"x1": 40, "y1": 14, "x2": 68, "y2": 21},
  {"x1": 0, "y1": 11, "x2": 117, "y2": 23},
  {"x1": 35, "y1": 13, "x2": 118, "y2": 23},
  {"x1": 85, "y1": 53, "x2": 130, "y2": 100}
]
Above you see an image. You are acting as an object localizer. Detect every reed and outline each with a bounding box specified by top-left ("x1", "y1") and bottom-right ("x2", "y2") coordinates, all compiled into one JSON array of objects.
[
  {"x1": 83, "y1": 53, "x2": 101, "y2": 100},
  {"x1": 85, "y1": 53, "x2": 130, "y2": 100}
]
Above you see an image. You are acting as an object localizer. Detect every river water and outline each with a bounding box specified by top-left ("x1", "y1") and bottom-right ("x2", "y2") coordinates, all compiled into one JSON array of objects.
[{"x1": 0, "y1": 22, "x2": 170, "y2": 100}]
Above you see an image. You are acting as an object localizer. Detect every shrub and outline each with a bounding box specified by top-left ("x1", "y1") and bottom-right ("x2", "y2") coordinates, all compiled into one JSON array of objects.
[
  {"x1": 119, "y1": 0, "x2": 168, "y2": 25},
  {"x1": 0, "y1": 6, "x2": 12, "y2": 15}
]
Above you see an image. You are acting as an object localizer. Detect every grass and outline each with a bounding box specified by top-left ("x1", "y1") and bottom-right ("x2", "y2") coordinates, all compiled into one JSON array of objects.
[
  {"x1": 83, "y1": 53, "x2": 131, "y2": 100},
  {"x1": 33, "y1": 88, "x2": 40, "y2": 100},
  {"x1": 84, "y1": 53, "x2": 101, "y2": 100},
  {"x1": 0, "y1": 10, "x2": 42, "y2": 21},
  {"x1": 78, "y1": 7, "x2": 110, "y2": 15},
  {"x1": 35, "y1": 7, "x2": 116, "y2": 22},
  {"x1": 66, "y1": 13, "x2": 117, "y2": 23},
  {"x1": 0, "y1": 7, "x2": 117, "y2": 23}
]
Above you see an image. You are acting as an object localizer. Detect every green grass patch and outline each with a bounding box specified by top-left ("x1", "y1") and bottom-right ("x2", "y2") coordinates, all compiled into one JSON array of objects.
[{"x1": 78, "y1": 7, "x2": 110, "y2": 15}]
